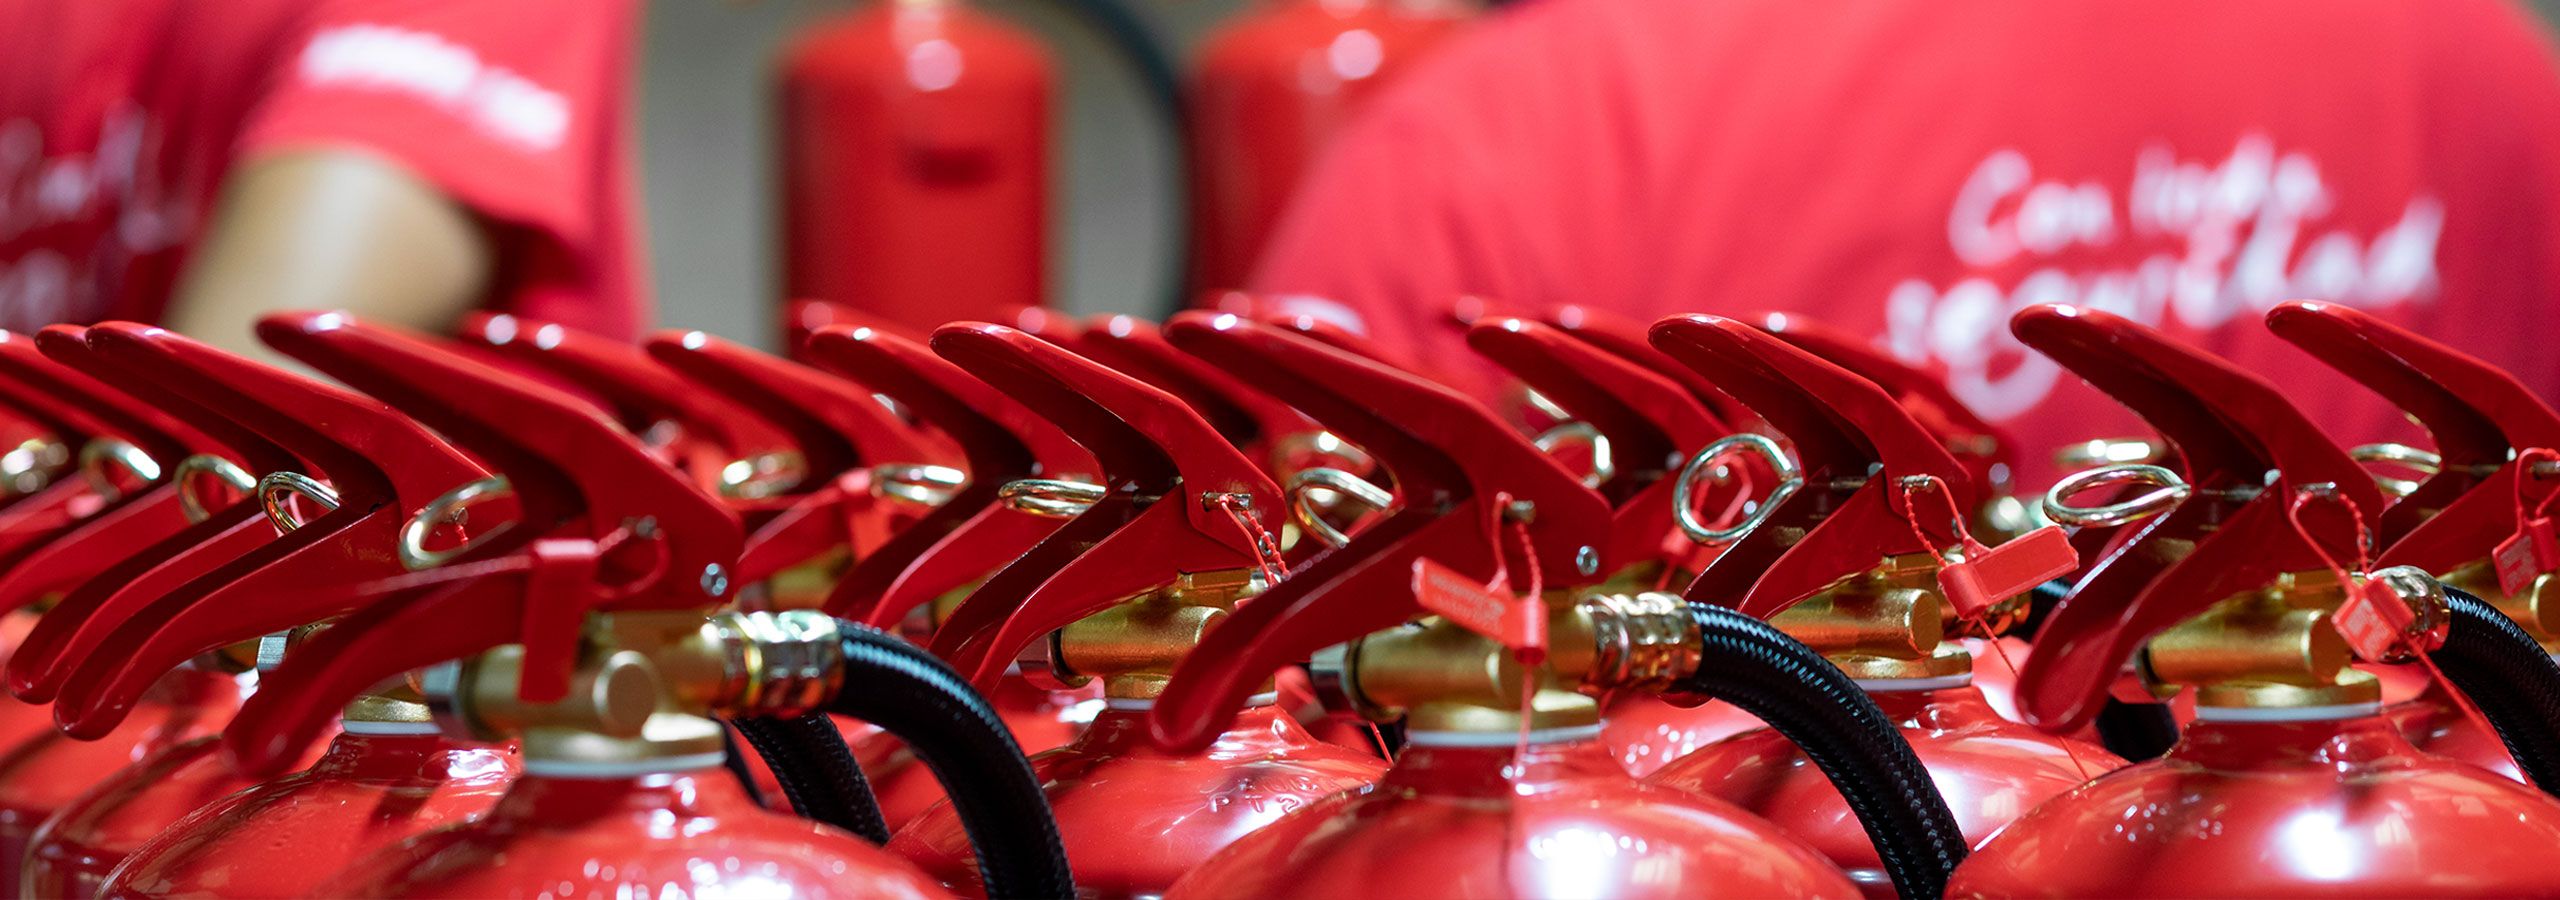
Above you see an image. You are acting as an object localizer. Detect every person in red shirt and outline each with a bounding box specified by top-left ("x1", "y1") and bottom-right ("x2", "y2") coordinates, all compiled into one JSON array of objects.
[
  {"x1": 0, "y1": 0, "x2": 646, "y2": 360},
  {"x1": 1248, "y1": 0, "x2": 2560, "y2": 490}
]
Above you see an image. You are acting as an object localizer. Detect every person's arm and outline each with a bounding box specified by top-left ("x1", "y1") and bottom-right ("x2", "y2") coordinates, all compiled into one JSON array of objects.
[{"x1": 163, "y1": 150, "x2": 493, "y2": 364}]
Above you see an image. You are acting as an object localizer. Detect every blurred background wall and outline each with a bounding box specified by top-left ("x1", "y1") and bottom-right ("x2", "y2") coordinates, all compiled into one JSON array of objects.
[
  {"x1": 639, "y1": 0, "x2": 2560, "y2": 348},
  {"x1": 638, "y1": 0, "x2": 1253, "y2": 347}
]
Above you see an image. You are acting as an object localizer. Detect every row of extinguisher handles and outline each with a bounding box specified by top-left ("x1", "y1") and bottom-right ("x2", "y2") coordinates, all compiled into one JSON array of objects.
[{"x1": 0, "y1": 294, "x2": 2553, "y2": 895}]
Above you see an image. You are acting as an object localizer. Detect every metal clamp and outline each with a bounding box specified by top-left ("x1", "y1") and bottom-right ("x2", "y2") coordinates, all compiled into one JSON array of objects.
[
  {"x1": 1672, "y1": 433, "x2": 1800, "y2": 545},
  {"x1": 172, "y1": 454, "x2": 256, "y2": 524},
  {"x1": 716, "y1": 450, "x2": 808, "y2": 501},
  {"x1": 998, "y1": 478, "x2": 1108, "y2": 519},
  {"x1": 1286, "y1": 466, "x2": 1395, "y2": 549},
  {"x1": 76, "y1": 438, "x2": 161, "y2": 503},
  {"x1": 2043, "y1": 463, "x2": 2191, "y2": 527},
  {"x1": 1531, "y1": 421, "x2": 1616, "y2": 489},
  {"x1": 399, "y1": 476, "x2": 514, "y2": 571},
  {"x1": 2346, "y1": 442, "x2": 2441, "y2": 499},
  {"x1": 257, "y1": 472, "x2": 341, "y2": 534},
  {"x1": 868, "y1": 462, "x2": 967, "y2": 507}
]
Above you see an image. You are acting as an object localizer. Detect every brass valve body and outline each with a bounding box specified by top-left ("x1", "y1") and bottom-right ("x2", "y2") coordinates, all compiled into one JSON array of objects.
[
  {"x1": 2145, "y1": 569, "x2": 2380, "y2": 710},
  {"x1": 1769, "y1": 553, "x2": 1972, "y2": 681},
  {"x1": 1045, "y1": 567, "x2": 1259, "y2": 700},
  {"x1": 434, "y1": 610, "x2": 732, "y2": 768},
  {"x1": 2442, "y1": 561, "x2": 2560, "y2": 650},
  {"x1": 1322, "y1": 587, "x2": 1706, "y2": 734}
]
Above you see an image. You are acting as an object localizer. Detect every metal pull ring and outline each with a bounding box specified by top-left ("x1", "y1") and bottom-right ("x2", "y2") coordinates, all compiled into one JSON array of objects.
[
  {"x1": 1286, "y1": 467, "x2": 1394, "y2": 549},
  {"x1": 2043, "y1": 463, "x2": 2191, "y2": 527},
  {"x1": 1673, "y1": 433, "x2": 1801, "y2": 546},
  {"x1": 400, "y1": 476, "x2": 515, "y2": 571},
  {"x1": 77, "y1": 438, "x2": 162, "y2": 503},
  {"x1": 716, "y1": 450, "x2": 808, "y2": 501},
  {"x1": 869, "y1": 463, "x2": 967, "y2": 507},
  {"x1": 2347, "y1": 442, "x2": 2441, "y2": 499},
  {"x1": 998, "y1": 478, "x2": 1108, "y2": 520},
  {"x1": 257, "y1": 472, "x2": 341, "y2": 535},
  {"x1": 1532, "y1": 421, "x2": 1616, "y2": 490},
  {"x1": 172, "y1": 454, "x2": 256, "y2": 524}
]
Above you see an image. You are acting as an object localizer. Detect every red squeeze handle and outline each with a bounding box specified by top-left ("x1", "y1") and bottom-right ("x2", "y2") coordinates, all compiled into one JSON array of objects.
[
  {"x1": 221, "y1": 313, "x2": 742, "y2": 777},
  {"x1": 1, "y1": 326, "x2": 221, "y2": 462},
  {"x1": 1647, "y1": 315, "x2": 1971, "y2": 618},
  {"x1": 926, "y1": 323, "x2": 1283, "y2": 690},
  {"x1": 1145, "y1": 314, "x2": 1609, "y2": 754},
  {"x1": 460, "y1": 313, "x2": 799, "y2": 493},
  {"x1": 1467, "y1": 317, "x2": 1732, "y2": 571},
  {"x1": 1755, "y1": 311, "x2": 2015, "y2": 483},
  {"x1": 1078, "y1": 314, "x2": 1325, "y2": 470},
  {"x1": 1547, "y1": 304, "x2": 1750, "y2": 424},
  {"x1": 2267, "y1": 300, "x2": 2560, "y2": 569},
  {"x1": 39, "y1": 324, "x2": 492, "y2": 737},
  {"x1": 2008, "y1": 304, "x2": 2379, "y2": 734},
  {"x1": 797, "y1": 324, "x2": 1091, "y2": 627},
  {"x1": 645, "y1": 331, "x2": 947, "y2": 579}
]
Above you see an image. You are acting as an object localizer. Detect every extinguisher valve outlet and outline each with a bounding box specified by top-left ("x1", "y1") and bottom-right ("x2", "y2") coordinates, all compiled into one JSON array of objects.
[{"x1": 703, "y1": 609, "x2": 847, "y2": 718}]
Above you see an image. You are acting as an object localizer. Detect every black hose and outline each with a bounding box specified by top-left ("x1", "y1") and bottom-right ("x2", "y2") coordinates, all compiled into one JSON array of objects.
[
  {"x1": 733, "y1": 713, "x2": 893, "y2": 844},
  {"x1": 2436, "y1": 586, "x2": 2560, "y2": 797},
  {"x1": 720, "y1": 724, "x2": 771, "y2": 809},
  {"x1": 1678, "y1": 603, "x2": 1967, "y2": 900},
  {"x1": 2091, "y1": 699, "x2": 2179, "y2": 761},
  {"x1": 826, "y1": 622, "x2": 1073, "y2": 899}
]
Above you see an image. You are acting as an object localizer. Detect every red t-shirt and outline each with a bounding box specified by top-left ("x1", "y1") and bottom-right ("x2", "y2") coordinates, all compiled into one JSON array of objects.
[
  {"x1": 1251, "y1": 0, "x2": 2560, "y2": 490},
  {"x1": 0, "y1": 0, "x2": 646, "y2": 339}
]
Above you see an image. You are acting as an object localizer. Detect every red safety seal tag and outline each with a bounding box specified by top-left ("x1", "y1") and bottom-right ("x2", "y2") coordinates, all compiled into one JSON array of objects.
[
  {"x1": 2495, "y1": 448, "x2": 2560, "y2": 597},
  {"x1": 1415, "y1": 557, "x2": 1546, "y2": 665},
  {"x1": 1938, "y1": 525, "x2": 2079, "y2": 620}
]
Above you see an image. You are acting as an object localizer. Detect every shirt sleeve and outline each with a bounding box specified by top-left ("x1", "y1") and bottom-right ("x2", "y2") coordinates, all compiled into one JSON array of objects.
[{"x1": 235, "y1": 0, "x2": 637, "y2": 268}]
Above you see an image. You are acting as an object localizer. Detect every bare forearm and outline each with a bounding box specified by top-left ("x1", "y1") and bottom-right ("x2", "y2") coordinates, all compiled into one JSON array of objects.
[{"x1": 163, "y1": 150, "x2": 493, "y2": 363}]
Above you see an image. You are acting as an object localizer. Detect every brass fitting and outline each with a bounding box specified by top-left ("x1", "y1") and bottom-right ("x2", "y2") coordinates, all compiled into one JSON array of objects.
[
  {"x1": 1768, "y1": 553, "x2": 1971, "y2": 681},
  {"x1": 701, "y1": 608, "x2": 846, "y2": 717},
  {"x1": 1032, "y1": 568, "x2": 1256, "y2": 699},
  {"x1": 2442, "y1": 561, "x2": 2560, "y2": 649},
  {"x1": 424, "y1": 610, "x2": 733, "y2": 770},
  {"x1": 1311, "y1": 589, "x2": 1709, "y2": 735},
  {"x1": 2145, "y1": 569, "x2": 2379, "y2": 709}
]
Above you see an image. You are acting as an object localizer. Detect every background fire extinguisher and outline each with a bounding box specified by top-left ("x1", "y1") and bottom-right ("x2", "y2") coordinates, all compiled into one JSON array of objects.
[
  {"x1": 778, "y1": 0, "x2": 1056, "y2": 334},
  {"x1": 1184, "y1": 0, "x2": 1469, "y2": 291}
]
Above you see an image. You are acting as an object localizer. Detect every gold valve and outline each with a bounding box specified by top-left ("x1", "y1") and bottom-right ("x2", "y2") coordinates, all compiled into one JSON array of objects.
[
  {"x1": 1313, "y1": 590, "x2": 1705, "y2": 735},
  {"x1": 1020, "y1": 567, "x2": 1263, "y2": 701},
  {"x1": 2442, "y1": 561, "x2": 2560, "y2": 651},
  {"x1": 427, "y1": 610, "x2": 738, "y2": 769},
  {"x1": 2142, "y1": 568, "x2": 2382, "y2": 710},
  {"x1": 1766, "y1": 552, "x2": 1973, "y2": 682}
]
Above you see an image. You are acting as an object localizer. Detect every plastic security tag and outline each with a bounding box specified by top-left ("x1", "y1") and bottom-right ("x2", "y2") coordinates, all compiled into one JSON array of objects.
[
  {"x1": 1937, "y1": 525, "x2": 2078, "y2": 619},
  {"x1": 2332, "y1": 576, "x2": 2418, "y2": 664},
  {"x1": 1414, "y1": 557, "x2": 1545, "y2": 664},
  {"x1": 2494, "y1": 518, "x2": 2558, "y2": 597}
]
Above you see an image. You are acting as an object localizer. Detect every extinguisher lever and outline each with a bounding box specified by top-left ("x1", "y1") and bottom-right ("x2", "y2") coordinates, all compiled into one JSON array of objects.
[
  {"x1": 1647, "y1": 315, "x2": 1971, "y2": 617},
  {"x1": 2267, "y1": 300, "x2": 2560, "y2": 569},
  {"x1": 1755, "y1": 311, "x2": 2016, "y2": 483},
  {"x1": 461, "y1": 313, "x2": 804, "y2": 499},
  {"x1": 0, "y1": 332, "x2": 115, "y2": 444},
  {"x1": 797, "y1": 324, "x2": 1093, "y2": 627},
  {"x1": 924, "y1": 323, "x2": 1283, "y2": 689},
  {"x1": 2007, "y1": 304, "x2": 2379, "y2": 733},
  {"x1": 1546, "y1": 304, "x2": 1749, "y2": 423},
  {"x1": 644, "y1": 331, "x2": 950, "y2": 580},
  {"x1": 1078, "y1": 313, "x2": 1329, "y2": 471},
  {"x1": 34, "y1": 323, "x2": 494, "y2": 737},
  {"x1": 1144, "y1": 313, "x2": 1609, "y2": 754},
  {"x1": 1468, "y1": 317, "x2": 1730, "y2": 574},
  {"x1": 0, "y1": 326, "x2": 219, "y2": 464}
]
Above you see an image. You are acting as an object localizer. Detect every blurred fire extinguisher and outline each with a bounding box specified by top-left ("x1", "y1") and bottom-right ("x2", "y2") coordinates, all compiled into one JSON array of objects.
[
  {"x1": 777, "y1": 0, "x2": 1185, "y2": 334},
  {"x1": 1185, "y1": 0, "x2": 1470, "y2": 291}
]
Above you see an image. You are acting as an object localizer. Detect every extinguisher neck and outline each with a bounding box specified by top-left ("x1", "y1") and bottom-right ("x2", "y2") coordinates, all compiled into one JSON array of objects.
[
  {"x1": 490, "y1": 770, "x2": 763, "y2": 827},
  {"x1": 1070, "y1": 701, "x2": 1311, "y2": 759},
  {"x1": 2168, "y1": 714, "x2": 2416, "y2": 772},
  {"x1": 1382, "y1": 734, "x2": 1620, "y2": 797}
]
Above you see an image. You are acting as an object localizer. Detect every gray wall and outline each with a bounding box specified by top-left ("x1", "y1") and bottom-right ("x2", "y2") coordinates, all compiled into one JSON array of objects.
[{"x1": 636, "y1": 0, "x2": 1249, "y2": 348}]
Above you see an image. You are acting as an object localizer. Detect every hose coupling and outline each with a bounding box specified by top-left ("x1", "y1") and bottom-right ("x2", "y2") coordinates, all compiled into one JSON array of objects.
[
  {"x1": 1579, "y1": 591, "x2": 1702, "y2": 702},
  {"x1": 704, "y1": 609, "x2": 848, "y2": 717}
]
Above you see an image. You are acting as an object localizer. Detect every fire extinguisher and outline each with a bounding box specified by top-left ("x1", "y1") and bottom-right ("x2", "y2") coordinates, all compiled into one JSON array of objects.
[
  {"x1": 210, "y1": 313, "x2": 1074, "y2": 898},
  {"x1": 0, "y1": 330, "x2": 258, "y2": 895},
  {"x1": 2264, "y1": 299, "x2": 2560, "y2": 780},
  {"x1": 863, "y1": 323, "x2": 1385, "y2": 896},
  {"x1": 1944, "y1": 305, "x2": 2560, "y2": 897},
  {"x1": 1, "y1": 322, "x2": 508, "y2": 897},
  {"x1": 1622, "y1": 315, "x2": 2118, "y2": 893},
  {"x1": 1185, "y1": 0, "x2": 1470, "y2": 290},
  {"x1": 802, "y1": 323, "x2": 1109, "y2": 828},
  {"x1": 777, "y1": 0, "x2": 1053, "y2": 336},
  {"x1": 1141, "y1": 315, "x2": 1975, "y2": 899}
]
